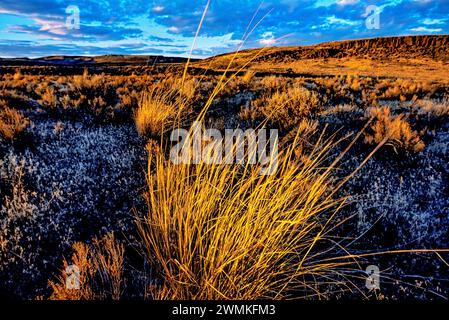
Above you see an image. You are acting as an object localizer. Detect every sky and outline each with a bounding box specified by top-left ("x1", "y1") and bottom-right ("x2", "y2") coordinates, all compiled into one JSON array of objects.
[{"x1": 0, "y1": 0, "x2": 448, "y2": 58}]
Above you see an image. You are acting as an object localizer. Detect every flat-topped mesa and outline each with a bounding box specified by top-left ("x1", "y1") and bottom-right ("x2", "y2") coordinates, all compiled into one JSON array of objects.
[
  {"x1": 206, "y1": 35, "x2": 449, "y2": 65},
  {"x1": 317, "y1": 35, "x2": 449, "y2": 60}
]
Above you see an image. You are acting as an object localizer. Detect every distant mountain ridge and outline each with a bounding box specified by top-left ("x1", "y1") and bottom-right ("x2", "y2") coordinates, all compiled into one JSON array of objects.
[{"x1": 0, "y1": 54, "x2": 194, "y2": 66}]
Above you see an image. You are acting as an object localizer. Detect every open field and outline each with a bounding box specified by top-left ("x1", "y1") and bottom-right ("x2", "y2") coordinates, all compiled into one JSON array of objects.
[{"x1": 1, "y1": 35, "x2": 449, "y2": 300}]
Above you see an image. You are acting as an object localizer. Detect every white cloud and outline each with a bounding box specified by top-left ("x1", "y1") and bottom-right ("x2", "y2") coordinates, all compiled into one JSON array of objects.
[
  {"x1": 422, "y1": 18, "x2": 445, "y2": 25},
  {"x1": 152, "y1": 6, "x2": 165, "y2": 13},
  {"x1": 262, "y1": 31, "x2": 274, "y2": 38},
  {"x1": 0, "y1": 8, "x2": 19, "y2": 14},
  {"x1": 326, "y1": 15, "x2": 359, "y2": 26},
  {"x1": 337, "y1": 0, "x2": 359, "y2": 6},
  {"x1": 259, "y1": 31, "x2": 276, "y2": 46},
  {"x1": 36, "y1": 18, "x2": 64, "y2": 33},
  {"x1": 259, "y1": 38, "x2": 276, "y2": 45},
  {"x1": 410, "y1": 26, "x2": 442, "y2": 32},
  {"x1": 168, "y1": 26, "x2": 180, "y2": 33}
]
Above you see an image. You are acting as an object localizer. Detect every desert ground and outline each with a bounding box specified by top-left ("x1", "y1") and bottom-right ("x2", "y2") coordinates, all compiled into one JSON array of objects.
[{"x1": 0, "y1": 35, "x2": 448, "y2": 300}]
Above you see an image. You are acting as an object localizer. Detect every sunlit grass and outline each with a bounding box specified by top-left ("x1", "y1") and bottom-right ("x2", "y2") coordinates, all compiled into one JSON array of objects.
[
  {"x1": 134, "y1": 81, "x2": 192, "y2": 138},
  {"x1": 0, "y1": 105, "x2": 30, "y2": 142},
  {"x1": 137, "y1": 132, "x2": 356, "y2": 299}
]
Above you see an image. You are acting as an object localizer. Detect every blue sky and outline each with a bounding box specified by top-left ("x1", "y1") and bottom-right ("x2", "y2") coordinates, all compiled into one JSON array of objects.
[{"x1": 0, "y1": 0, "x2": 448, "y2": 58}]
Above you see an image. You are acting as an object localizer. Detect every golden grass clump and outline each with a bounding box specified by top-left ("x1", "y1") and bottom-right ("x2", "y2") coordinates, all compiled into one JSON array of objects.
[
  {"x1": 13, "y1": 69, "x2": 23, "y2": 82},
  {"x1": 379, "y1": 79, "x2": 434, "y2": 100},
  {"x1": 255, "y1": 85, "x2": 323, "y2": 130},
  {"x1": 364, "y1": 106, "x2": 425, "y2": 153},
  {"x1": 415, "y1": 98, "x2": 449, "y2": 118},
  {"x1": 259, "y1": 75, "x2": 286, "y2": 91},
  {"x1": 161, "y1": 76, "x2": 199, "y2": 101},
  {"x1": 72, "y1": 69, "x2": 104, "y2": 91},
  {"x1": 135, "y1": 88, "x2": 186, "y2": 138},
  {"x1": 49, "y1": 233, "x2": 124, "y2": 300},
  {"x1": 134, "y1": 77, "x2": 198, "y2": 137},
  {"x1": 282, "y1": 119, "x2": 320, "y2": 159},
  {"x1": 0, "y1": 105, "x2": 30, "y2": 142},
  {"x1": 242, "y1": 69, "x2": 256, "y2": 84},
  {"x1": 136, "y1": 131, "x2": 359, "y2": 300},
  {"x1": 238, "y1": 103, "x2": 259, "y2": 123},
  {"x1": 39, "y1": 87, "x2": 58, "y2": 109}
]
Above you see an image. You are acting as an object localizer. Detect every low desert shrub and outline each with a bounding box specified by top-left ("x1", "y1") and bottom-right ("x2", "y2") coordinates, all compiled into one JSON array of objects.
[
  {"x1": 0, "y1": 153, "x2": 36, "y2": 218},
  {"x1": 39, "y1": 87, "x2": 58, "y2": 109},
  {"x1": 48, "y1": 233, "x2": 124, "y2": 300},
  {"x1": 415, "y1": 98, "x2": 449, "y2": 118},
  {"x1": 364, "y1": 106, "x2": 425, "y2": 154},
  {"x1": 322, "y1": 104, "x2": 360, "y2": 116},
  {"x1": 12, "y1": 69, "x2": 23, "y2": 82},
  {"x1": 135, "y1": 89, "x2": 187, "y2": 138},
  {"x1": 134, "y1": 76, "x2": 198, "y2": 137},
  {"x1": 259, "y1": 75, "x2": 286, "y2": 92},
  {"x1": 282, "y1": 119, "x2": 320, "y2": 158},
  {"x1": 242, "y1": 69, "x2": 256, "y2": 84},
  {"x1": 254, "y1": 85, "x2": 324, "y2": 130},
  {"x1": 0, "y1": 105, "x2": 30, "y2": 142},
  {"x1": 380, "y1": 79, "x2": 434, "y2": 100}
]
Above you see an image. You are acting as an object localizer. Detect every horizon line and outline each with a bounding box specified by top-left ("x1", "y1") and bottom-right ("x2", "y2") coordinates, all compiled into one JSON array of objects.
[{"x1": 1, "y1": 33, "x2": 448, "y2": 60}]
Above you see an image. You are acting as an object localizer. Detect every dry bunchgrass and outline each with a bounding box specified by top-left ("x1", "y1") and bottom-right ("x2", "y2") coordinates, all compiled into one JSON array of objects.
[
  {"x1": 259, "y1": 75, "x2": 286, "y2": 91},
  {"x1": 134, "y1": 77, "x2": 198, "y2": 137},
  {"x1": 364, "y1": 106, "x2": 425, "y2": 153},
  {"x1": 135, "y1": 88, "x2": 186, "y2": 138},
  {"x1": 48, "y1": 233, "x2": 124, "y2": 300},
  {"x1": 136, "y1": 127, "x2": 369, "y2": 299},
  {"x1": 13, "y1": 69, "x2": 23, "y2": 82},
  {"x1": 39, "y1": 87, "x2": 58, "y2": 109},
  {"x1": 415, "y1": 98, "x2": 449, "y2": 118},
  {"x1": 0, "y1": 105, "x2": 30, "y2": 142},
  {"x1": 254, "y1": 85, "x2": 324, "y2": 130},
  {"x1": 378, "y1": 79, "x2": 435, "y2": 100},
  {"x1": 242, "y1": 69, "x2": 256, "y2": 84},
  {"x1": 282, "y1": 119, "x2": 320, "y2": 158}
]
